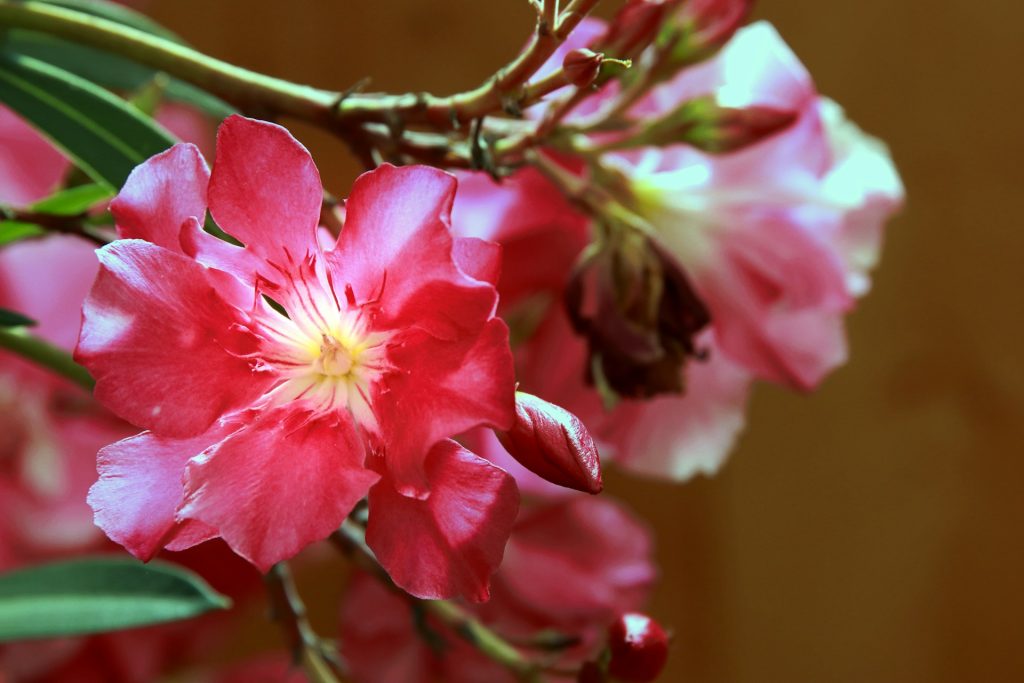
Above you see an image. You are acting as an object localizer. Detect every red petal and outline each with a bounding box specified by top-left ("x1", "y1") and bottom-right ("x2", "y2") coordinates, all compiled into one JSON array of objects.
[
  {"x1": 178, "y1": 407, "x2": 378, "y2": 572},
  {"x1": 75, "y1": 240, "x2": 271, "y2": 437},
  {"x1": 207, "y1": 116, "x2": 322, "y2": 263},
  {"x1": 111, "y1": 143, "x2": 209, "y2": 253},
  {"x1": 498, "y1": 392, "x2": 602, "y2": 494},
  {"x1": 331, "y1": 164, "x2": 496, "y2": 339},
  {"x1": 453, "y1": 236, "x2": 502, "y2": 287},
  {"x1": 0, "y1": 106, "x2": 69, "y2": 205},
  {"x1": 497, "y1": 497, "x2": 655, "y2": 622},
  {"x1": 87, "y1": 424, "x2": 233, "y2": 561},
  {"x1": 375, "y1": 317, "x2": 515, "y2": 495},
  {"x1": 366, "y1": 440, "x2": 520, "y2": 601}
]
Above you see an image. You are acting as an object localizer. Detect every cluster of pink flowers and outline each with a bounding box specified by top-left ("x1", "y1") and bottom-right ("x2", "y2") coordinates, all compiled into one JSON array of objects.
[{"x1": 0, "y1": 0, "x2": 903, "y2": 680}]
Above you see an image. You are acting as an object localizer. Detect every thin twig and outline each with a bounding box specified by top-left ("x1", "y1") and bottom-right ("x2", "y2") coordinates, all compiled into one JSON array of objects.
[
  {"x1": 0, "y1": 326, "x2": 94, "y2": 391},
  {"x1": 331, "y1": 521, "x2": 542, "y2": 683},
  {"x1": 265, "y1": 563, "x2": 349, "y2": 683}
]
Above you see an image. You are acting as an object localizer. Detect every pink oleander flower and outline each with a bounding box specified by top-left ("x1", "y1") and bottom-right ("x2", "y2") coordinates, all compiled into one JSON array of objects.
[
  {"x1": 451, "y1": 22, "x2": 903, "y2": 481},
  {"x1": 79, "y1": 115, "x2": 519, "y2": 600},
  {"x1": 339, "y1": 496, "x2": 655, "y2": 683}
]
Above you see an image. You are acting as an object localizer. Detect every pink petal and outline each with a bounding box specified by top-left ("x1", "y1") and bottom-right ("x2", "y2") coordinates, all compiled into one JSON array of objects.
[
  {"x1": 0, "y1": 106, "x2": 69, "y2": 206},
  {"x1": 330, "y1": 164, "x2": 496, "y2": 339},
  {"x1": 451, "y1": 168, "x2": 589, "y2": 304},
  {"x1": 497, "y1": 497, "x2": 655, "y2": 623},
  {"x1": 697, "y1": 211, "x2": 852, "y2": 389},
  {"x1": 374, "y1": 317, "x2": 515, "y2": 495},
  {"x1": 178, "y1": 406, "x2": 378, "y2": 572},
  {"x1": 0, "y1": 235, "x2": 99, "y2": 350},
  {"x1": 87, "y1": 425, "x2": 234, "y2": 561},
  {"x1": 599, "y1": 337, "x2": 753, "y2": 479},
  {"x1": 76, "y1": 240, "x2": 271, "y2": 436},
  {"x1": 366, "y1": 440, "x2": 520, "y2": 601},
  {"x1": 207, "y1": 115, "x2": 322, "y2": 263},
  {"x1": 452, "y1": 236, "x2": 502, "y2": 287},
  {"x1": 111, "y1": 143, "x2": 209, "y2": 253},
  {"x1": 339, "y1": 572, "x2": 438, "y2": 683}
]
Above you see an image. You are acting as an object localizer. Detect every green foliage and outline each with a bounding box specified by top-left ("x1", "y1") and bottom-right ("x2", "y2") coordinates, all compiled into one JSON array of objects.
[
  {"x1": 3, "y1": 0, "x2": 234, "y2": 117},
  {"x1": 0, "y1": 221, "x2": 45, "y2": 245},
  {"x1": 0, "y1": 307, "x2": 36, "y2": 327},
  {"x1": 0, "y1": 556, "x2": 231, "y2": 642},
  {"x1": 0, "y1": 53, "x2": 176, "y2": 190},
  {"x1": 29, "y1": 183, "x2": 112, "y2": 214}
]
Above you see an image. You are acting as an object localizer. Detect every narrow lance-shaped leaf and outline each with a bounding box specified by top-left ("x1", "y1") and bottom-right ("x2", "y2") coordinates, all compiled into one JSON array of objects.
[
  {"x1": 0, "y1": 307, "x2": 36, "y2": 327},
  {"x1": 4, "y1": 0, "x2": 234, "y2": 117},
  {"x1": 0, "y1": 556, "x2": 231, "y2": 642},
  {"x1": 30, "y1": 183, "x2": 112, "y2": 214},
  {"x1": 0, "y1": 52, "x2": 177, "y2": 190}
]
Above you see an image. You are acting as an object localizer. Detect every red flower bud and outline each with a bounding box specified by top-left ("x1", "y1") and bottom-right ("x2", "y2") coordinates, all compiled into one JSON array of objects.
[
  {"x1": 602, "y1": 0, "x2": 682, "y2": 59},
  {"x1": 497, "y1": 392, "x2": 603, "y2": 494},
  {"x1": 607, "y1": 613, "x2": 670, "y2": 682},
  {"x1": 563, "y1": 49, "x2": 605, "y2": 88}
]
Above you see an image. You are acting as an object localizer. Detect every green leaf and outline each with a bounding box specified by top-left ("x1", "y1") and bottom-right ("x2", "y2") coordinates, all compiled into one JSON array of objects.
[
  {"x1": 0, "y1": 220, "x2": 45, "y2": 245},
  {"x1": 1, "y1": 1, "x2": 234, "y2": 118},
  {"x1": 29, "y1": 183, "x2": 112, "y2": 215},
  {"x1": 0, "y1": 307, "x2": 36, "y2": 327},
  {"x1": 0, "y1": 556, "x2": 231, "y2": 642},
  {"x1": 0, "y1": 52, "x2": 177, "y2": 190}
]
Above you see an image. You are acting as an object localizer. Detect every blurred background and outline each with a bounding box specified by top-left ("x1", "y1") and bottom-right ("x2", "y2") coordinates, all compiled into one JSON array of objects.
[{"x1": 143, "y1": 1, "x2": 1023, "y2": 681}]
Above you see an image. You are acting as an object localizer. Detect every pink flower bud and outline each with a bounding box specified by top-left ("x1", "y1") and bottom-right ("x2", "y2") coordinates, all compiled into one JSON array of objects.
[
  {"x1": 563, "y1": 49, "x2": 605, "y2": 88},
  {"x1": 607, "y1": 613, "x2": 670, "y2": 682},
  {"x1": 497, "y1": 392, "x2": 603, "y2": 494}
]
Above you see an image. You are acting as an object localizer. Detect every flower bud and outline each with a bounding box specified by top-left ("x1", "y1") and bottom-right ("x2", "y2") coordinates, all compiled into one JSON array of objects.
[
  {"x1": 607, "y1": 613, "x2": 670, "y2": 682},
  {"x1": 563, "y1": 49, "x2": 605, "y2": 89},
  {"x1": 678, "y1": 0, "x2": 753, "y2": 58},
  {"x1": 565, "y1": 225, "x2": 710, "y2": 401},
  {"x1": 601, "y1": 0, "x2": 683, "y2": 60},
  {"x1": 618, "y1": 96, "x2": 798, "y2": 153},
  {"x1": 497, "y1": 391, "x2": 603, "y2": 494}
]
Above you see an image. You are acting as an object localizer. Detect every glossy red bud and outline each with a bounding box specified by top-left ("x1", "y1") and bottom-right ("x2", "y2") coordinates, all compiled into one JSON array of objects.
[
  {"x1": 497, "y1": 392, "x2": 603, "y2": 494},
  {"x1": 607, "y1": 613, "x2": 669, "y2": 682}
]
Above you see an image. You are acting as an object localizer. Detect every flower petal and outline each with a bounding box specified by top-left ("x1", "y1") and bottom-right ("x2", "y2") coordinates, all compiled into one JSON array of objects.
[
  {"x1": 76, "y1": 240, "x2": 270, "y2": 436},
  {"x1": 497, "y1": 497, "x2": 655, "y2": 623},
  {"x1": 366, "y1": 440, "x2": 520, "y2": 601},
  {"x1": 374, "y1": 317, "x2": 515, "y2": 495},
  {"x1": 207, "y1": 115, "x2": 322, "y2": 263},
  {"x1": 87, "y1": 425, "x2": 233, "y2": 561},
  {"x1": 331, "y1": 164, "x2": 496, "y2": 339},
  {"x1": 111, "y1": 143, "x2": 209, "y2": 253},
  {"x1": 0, "y1": 105, "x2": 69, "y2": 205},
  {"x1": 178, "y1": 407, "x2": 378, "y2": 572},
  {"x1": 599, "y1": 337, "x2": 752, "y2": 480}
]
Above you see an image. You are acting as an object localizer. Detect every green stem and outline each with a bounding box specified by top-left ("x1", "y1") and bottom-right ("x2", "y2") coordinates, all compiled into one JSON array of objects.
[
  {"x1": 0, "y1": 1, "x2": 341, "y2": 124},
  {"x1": 0, "y1": 326, "x2": 93, "y2": 391},
  {"x1": 331, "y1": 521, "x2": 542, "y2": 683}
]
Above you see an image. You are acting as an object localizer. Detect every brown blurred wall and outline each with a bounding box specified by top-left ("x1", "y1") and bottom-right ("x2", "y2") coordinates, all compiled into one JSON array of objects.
[{"x1": 146, "y1": 1, "x2": 1024, "y2": 681}]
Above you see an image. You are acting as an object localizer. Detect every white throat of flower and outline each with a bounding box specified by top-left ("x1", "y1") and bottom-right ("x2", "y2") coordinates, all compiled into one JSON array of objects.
[{"x1": 256, "y1": 258, "x2": 389, "y2": 430}]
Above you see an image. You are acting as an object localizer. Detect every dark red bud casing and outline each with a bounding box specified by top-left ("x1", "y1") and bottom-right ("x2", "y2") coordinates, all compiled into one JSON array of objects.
[
  {"x1": 563, "y1": 48, "x2": 605, "y2": 88},
  {"x1": 607, "y1": 612, "x2": 669, "y2": 682},
  {"x1": 497, "y1": 392, "x2": 603, "y2": 494}
]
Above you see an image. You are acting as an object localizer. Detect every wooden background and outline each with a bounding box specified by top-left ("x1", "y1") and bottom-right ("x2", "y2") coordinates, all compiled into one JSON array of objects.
[{"x1": 146, "y1": 1, "x2": 1024, "y2": 680}]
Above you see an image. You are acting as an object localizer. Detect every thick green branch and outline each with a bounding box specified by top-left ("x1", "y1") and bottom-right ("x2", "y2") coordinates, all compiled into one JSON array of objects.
[
  {"x1": 0, "y1": 326, "x2": 93, "y2": 391},
  {"x1": 0, "y1": 1, "x2": 341, "y2": 124}
]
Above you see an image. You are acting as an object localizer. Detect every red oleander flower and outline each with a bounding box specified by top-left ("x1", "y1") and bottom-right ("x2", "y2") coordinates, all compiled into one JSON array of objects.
[{"x1": 79, "y1": 115, "x2": 519, "y2": 600}]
